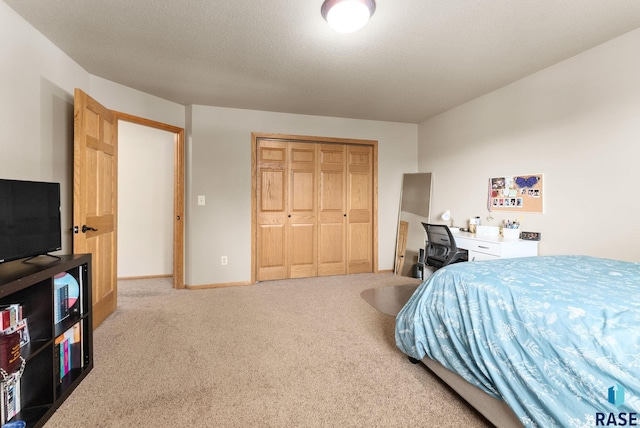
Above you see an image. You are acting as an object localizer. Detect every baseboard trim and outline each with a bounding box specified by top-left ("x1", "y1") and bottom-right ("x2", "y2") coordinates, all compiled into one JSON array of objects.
[
  {"x1": 378, "y1": 269, "x2": 394, "y2": 274},
  {"x1": 186, "y1": 281, "x2": 252, "y2": 290},
  {"x1": 118, "y1": 274, "x2": 173, "y2": 281}
]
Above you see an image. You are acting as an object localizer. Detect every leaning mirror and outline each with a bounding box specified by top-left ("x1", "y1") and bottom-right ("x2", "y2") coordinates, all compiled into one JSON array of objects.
[{"x1": 394, "y1": 173, "x2": 432, "y2": 277}]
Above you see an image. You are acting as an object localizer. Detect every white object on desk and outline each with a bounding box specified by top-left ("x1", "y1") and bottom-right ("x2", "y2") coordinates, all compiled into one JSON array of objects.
[
  {"x1": 475, "y1": 225, "x2": 499, "y2": 236},
  {"x1": 502, "y1": 228, "x2": 521, "y2": 240},
  {"x1": 451, "y1": 231, "x2": 539, "y2": 261}
]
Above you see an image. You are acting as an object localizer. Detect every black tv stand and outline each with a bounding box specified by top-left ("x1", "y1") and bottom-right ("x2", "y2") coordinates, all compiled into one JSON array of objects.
[{"x1": 22, "y1": 253, "x2": 63, "y2": 263}]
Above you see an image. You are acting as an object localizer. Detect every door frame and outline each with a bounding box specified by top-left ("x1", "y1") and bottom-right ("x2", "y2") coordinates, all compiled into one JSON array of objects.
[
  {"x1": 251, "y1": 132, "x2": 378, "y2": 284},
  {"x1": 114, "y1": 111, "x2": 186, "y2": 289}
]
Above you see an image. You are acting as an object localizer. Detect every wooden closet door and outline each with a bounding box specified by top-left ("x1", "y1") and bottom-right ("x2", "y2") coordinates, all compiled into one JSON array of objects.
[
  {"x1": 254, "y1": 135, "x2": 375, "y2": 281},
  {"x1": 318, "y1": 144, "x2": 347, "y2": 276},
  {"x1": 346, "y1": 145, "x2": 373, "y2": 274},
  {"x1": 256, "y1": 140, "x2": 288, "y2": 280},
  {"x1": 288, "y1": 143, "x2": 318, "y2": 278}
]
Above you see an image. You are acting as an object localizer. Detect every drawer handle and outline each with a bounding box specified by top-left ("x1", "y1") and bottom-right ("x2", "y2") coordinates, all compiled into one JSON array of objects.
[{"x1": 478, "y1": 245, "x2": 490, "y2": 249}]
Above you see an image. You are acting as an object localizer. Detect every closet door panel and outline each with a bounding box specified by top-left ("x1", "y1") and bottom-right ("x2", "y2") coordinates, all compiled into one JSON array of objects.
[
  {"x1": 256, "y1": 141, "x2": 288, "y2": 280},
  {"x1": 260, "y1": 170, "x2": 285, "y2": 211},
  {"x1": 318, "y1": 225, "x2": 345, "y2": 275},
  {"x1": 318, "y1": 145, "x2": 347, "y2": 276},
  {"x1": 257, "y1": 223, "x2": 286, "y2": 280},
  {"x1": 346, "y1": 146, "x2": 373, "y2": 274},
  {"x1": 289, "y1": 223, "x2": 315, "y2": 278},
  {"x1": 348, "y1": 223, "x2": 372, "y2": 264},
  {"x1": 288, "y1": 143, "x2": 318, "y2": 278}
]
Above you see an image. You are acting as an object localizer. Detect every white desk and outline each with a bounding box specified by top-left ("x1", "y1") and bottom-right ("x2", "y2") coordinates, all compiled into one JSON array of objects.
[{"x1": 451, "y1": 231, "x2": 539, "y2": 261}]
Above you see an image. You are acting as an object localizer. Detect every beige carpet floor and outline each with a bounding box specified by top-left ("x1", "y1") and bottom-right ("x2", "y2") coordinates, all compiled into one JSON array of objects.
[{"x1": 44, "y1": 273, "x2": 491, "y2": 428}]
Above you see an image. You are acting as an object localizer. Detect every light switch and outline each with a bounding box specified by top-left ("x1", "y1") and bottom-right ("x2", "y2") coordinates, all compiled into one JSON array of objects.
[{"x1": 197, "y1": 195, "x2": 205, "y2": 206}]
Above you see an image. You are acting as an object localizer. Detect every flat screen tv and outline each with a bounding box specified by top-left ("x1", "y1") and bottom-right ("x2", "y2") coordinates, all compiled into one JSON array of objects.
[{"x1": 0, "y1": 179, "x2": 62, "y2": 263}]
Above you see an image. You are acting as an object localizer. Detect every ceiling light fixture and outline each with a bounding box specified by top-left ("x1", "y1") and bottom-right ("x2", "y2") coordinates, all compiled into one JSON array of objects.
[{"x1": 321, "y1": 0, "x2": 376, "y2": 33}]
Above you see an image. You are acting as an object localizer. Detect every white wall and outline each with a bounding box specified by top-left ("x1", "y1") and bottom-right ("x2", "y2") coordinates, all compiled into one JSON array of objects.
[
  {"x1": 418, "y1": 28, "x2": 640, "y2": 262},
  {"x1": 0, "y1": 1, "x2": 185, "y2": 258},
  {"x1": 118, "y1": 122, "x2": 174, "y2": 277},
  {"x1": 0, "y1": 0, "x2": 89, "y2": 254},
  {"x1": 187, "y1": 106, "x2": 418, "y2": 286},
  {"x1": 89, "y1": 75, "x2": 185, "y2": 129}
]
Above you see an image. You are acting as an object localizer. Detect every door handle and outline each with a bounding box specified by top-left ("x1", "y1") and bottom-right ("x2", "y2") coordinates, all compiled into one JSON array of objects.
[{"x1": 82, "y1": 225, "x2": 98, "y2": 233}]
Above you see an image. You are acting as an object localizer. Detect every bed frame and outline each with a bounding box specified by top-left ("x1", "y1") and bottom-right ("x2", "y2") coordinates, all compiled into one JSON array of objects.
[{"x1": 411, "y1": 356, "x2": 523, "y2": 428}]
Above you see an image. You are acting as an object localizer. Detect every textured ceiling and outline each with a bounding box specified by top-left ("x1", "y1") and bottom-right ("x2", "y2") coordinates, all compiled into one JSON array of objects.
[{"x1": 5, "y1": 0, "x2": 640, "y2": 123}]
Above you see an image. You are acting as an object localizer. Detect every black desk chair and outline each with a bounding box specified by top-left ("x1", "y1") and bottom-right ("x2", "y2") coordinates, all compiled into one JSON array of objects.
[{"x1": 422, "y1": 223, "x2": 468, "y2": 270}]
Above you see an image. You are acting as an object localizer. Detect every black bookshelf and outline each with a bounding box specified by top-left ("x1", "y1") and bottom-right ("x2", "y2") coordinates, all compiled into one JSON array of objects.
[{"x1": 0, "y1": 254, "x2": 93, "y2": 428}]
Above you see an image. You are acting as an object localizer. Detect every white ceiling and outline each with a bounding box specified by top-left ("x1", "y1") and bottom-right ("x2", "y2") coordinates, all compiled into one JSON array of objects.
[{"x1": 5, "y1": 0, "x2": 640, "y2": 123}]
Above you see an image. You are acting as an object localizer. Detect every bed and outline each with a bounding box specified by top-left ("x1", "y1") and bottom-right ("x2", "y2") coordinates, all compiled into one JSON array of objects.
[{"x1": 395, "y1": 255, "x2": 640, "y2": 427}]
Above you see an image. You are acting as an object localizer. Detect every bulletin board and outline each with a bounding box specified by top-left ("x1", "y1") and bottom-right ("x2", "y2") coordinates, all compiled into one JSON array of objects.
[{"x1": 488, "y1": 174, "x2": 543, "y2": 213}]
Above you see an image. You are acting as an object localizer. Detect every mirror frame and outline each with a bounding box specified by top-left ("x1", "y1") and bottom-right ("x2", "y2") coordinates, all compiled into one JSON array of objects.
[{"x1": 394, "y1": 173, "x2": 432, "y2": 276}]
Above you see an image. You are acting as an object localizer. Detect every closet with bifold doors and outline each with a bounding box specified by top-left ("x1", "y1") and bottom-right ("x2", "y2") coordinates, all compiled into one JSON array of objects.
[{"x1": 254, "y1": 134, "x2": 376, "y2": 281}]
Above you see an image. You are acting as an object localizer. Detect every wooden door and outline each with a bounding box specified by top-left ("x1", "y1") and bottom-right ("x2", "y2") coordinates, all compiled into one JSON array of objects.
[
  {"x1": 256, "y1": 140, "x2": 288, "y2": 280},
  {"x1": 346, "y1": 145, "x2": 373, "y2": 274},
  {"x1": 288, "y1": 143, "x2": 318, "y2": 278},
  {"x1": 318, "y1": 144, "x2": 347, "y2": 276},
  {"x1": 73, "y1": 89, "x2": 117, "y2": 329},
  {"x1": 252, "y1": 133, "x2": 377, "y2": 282}
]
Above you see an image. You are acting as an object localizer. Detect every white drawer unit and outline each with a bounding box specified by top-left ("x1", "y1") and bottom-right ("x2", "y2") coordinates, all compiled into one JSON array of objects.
[
  {"x1": 452, "y1": 232, "x2": 539, "y2": 261},
  {"x1": 468, "y1": 250, "x2": 500, "y2": 262}
]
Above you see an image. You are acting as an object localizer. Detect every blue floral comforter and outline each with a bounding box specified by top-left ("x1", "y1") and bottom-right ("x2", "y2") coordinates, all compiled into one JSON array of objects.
[{"x1": 395, "y1": 256, "x2": 640, "y2": 427}]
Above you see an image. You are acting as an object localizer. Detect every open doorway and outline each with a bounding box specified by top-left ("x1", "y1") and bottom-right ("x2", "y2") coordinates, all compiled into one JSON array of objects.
[
  {"x1": 118, "y1": 121, "x2": 174, "y2": 278},
  {"x1": 115, "y1": 112, "x2": 185, "y2": 288}
]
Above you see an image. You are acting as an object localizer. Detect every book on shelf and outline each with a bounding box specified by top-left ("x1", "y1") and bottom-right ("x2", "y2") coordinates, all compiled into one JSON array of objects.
[
  {"x1": 1, "y1": 319, "x2": 29, "y2": 349},
  {"x1": 15, "y1": 318, "x2": 29, "y2": 349},
  {"x1": 54, "y1": 270, "x2": 81, "y2": 322},
  {"x1": 53, "y1": 280, "x2": 69, "y2": 323},
  {"x1": 78, "y1": 265, "x2": 84, "y2": 315},
  {"x1": 54, "y1": 323, "x2": 82, "y2": 382},
  {"x1": 0, "y1": 305, "x2": 21, "y2": 331},
  {"x1": 60, "y1": 338, "x2": 70, "y2": 379},
  {"x1": 0, "y1": 372, "x2": 21, "y2": 425},
  {"x1": 0, "y1": 332, "x2": 20, "y2": 374}
]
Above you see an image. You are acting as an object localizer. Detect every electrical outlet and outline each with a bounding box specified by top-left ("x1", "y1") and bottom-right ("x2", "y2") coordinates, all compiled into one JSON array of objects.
[
  {"x1": 197, "y1": 195, "x2": 205, "y2": 206},
  {"x1": 221, "y1": 256, "x2": 228, "y2": 265}
]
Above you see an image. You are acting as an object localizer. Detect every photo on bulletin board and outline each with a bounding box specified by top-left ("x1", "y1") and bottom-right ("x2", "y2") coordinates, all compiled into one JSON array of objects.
[{"x1": 488, "y1": 174, "x2": 543, "y2": 213}]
